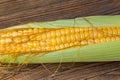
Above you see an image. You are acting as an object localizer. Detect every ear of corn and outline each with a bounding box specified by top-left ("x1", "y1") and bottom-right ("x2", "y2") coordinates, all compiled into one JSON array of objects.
[{"x1": 0, "y1": 15, "x2": 120, "y2": 63}]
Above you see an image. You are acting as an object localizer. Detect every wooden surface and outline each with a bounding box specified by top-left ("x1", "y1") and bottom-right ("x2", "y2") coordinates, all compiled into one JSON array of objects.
[{"x1": 0, "y1": 0, "x2": 120, "y2": 80}]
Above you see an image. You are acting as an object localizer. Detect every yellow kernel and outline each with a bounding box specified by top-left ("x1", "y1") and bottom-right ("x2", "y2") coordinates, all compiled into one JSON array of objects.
[
  {"x1": 22, "y1": 36, "x2": 29, "y2": 42},
  {"x1": 81, "y1": 40, "x2": 88, "y2": 45},
  {"x1": 60, "y1": 29, "x2": 66, "y2": 35},
  {"x1": 28, "y1": 28, "x2": 33, "y2": 33},
  {"x1": 27, "y1": 42, "x2": 33, "y2": 48},
  {"x1": 50, "y1": 47, "x2": 55, "y2": 51},
  {"x1": 93, "y1": 29, "x2": 98, "y2": 38},
  {"x1": 70, "y1": 28, "x2": 75, "y2": 33},
  {"x1": 89, "y1": 30, "x2": 94, "y2": 38},
  {"x1": 55, "y1": 45, "x2": 60, "y2": 50},
  {"x1": 66, "y1": 36, "x2": 71, "y2": 43},
  {"x1": 33, "y1": 41, "x2": 39, "y2": 47},
  {"x1": 38, "y1": 28, "x2": 44, "y2": 32},
  {"x1": 65, "y1": 28, "x2": 70, "y2": 34},
  {"x1": 56, "y1": 30, "x2": 61, "y2": 36},
  {"x1": 39, "y1": 40, "x2": 46, "y2": 46},
  {"x1": 41, "y1": 34, "x2": 47, "y2": 40},
  {"x1": 106, "y1": 37, "x2": 111, "y2": 42},
  {"x1": 100, "y1": 38, "x2": 106, "y2": 43},
  {"x1": 56, "y1": 37, "x2": 61, "y2": 44},
  {"x1": 97, "y1": 32, "x2": 103, "y2": 38},
  {"x1": 94, "y1": 38, "x2": 100, "y2": 44},
  {"x1": 50, "y1": 38, "x2": 56, "y2": 45},
  {"x1": 31, "y1": 48, "x2": 36, "y2": 52},
  {"x1": 17, "y1": 31, "x2": 22, "y2": 36},
  {"x1": 60, "y1": 36, "x2": 66, "y2": 43},
  {"x1": 59, "y1": 44, "x2": 65, "y2": 49},
  {"x1": 13, "y1": 37, "x2": 22, "y2": 43},
  {"x1": 33, "y1": 28, "x2": 39, "y2": 33},
  {"x1": 51, "y1": 31, "x2": 56, "y2": 37},
  {"x1": 107, "y1": 27, "x2": 112, "y2": 35},
  {"x1": 70, "y1": 43, "x2": 74, "y2": 46},
  {"x1": 0, "y1": 38, "x2": 5, "y2": 44},
  {"x1": 41, "y1": 47, "x2": 46, "y2": 51},
  {"x1": 112, "y1": 27, "x2": 117, "y2": 35},
  {"x1": 6, "y1": 38, "x2": 12, "y2": 43},
  {"x1": 45, "y1": 46, "x2": 51, "y2": 51},
  {"x1": 70, "y1": 34, "x2": 76, "y2": 41},
  {"x1": 46, "y1": 32, "x2": 51, "y2": 38},
  {"x1": 64, "y1": 43, "x2": 69, "y2": 48},
  {"x1": 88, "y1": 39, "x2": 94, "y2": 45},
  {"x1": 80, "y1": 33, "x2": 85, "y2": 39},
  {"x1": 12, "y1": 31, "x2": 18, "y2": 37},
  {"x1": 36, "y1": 35, "x2": 42, "y2": 41},
  {"x1": 74, "y1": 28, "x2": 80, "y2": 32},
  {"x1": 84, "y1": 29, "x2": 89, "y2": 39},
  {"x1": 74, "y1": 33, "x2": 80, "y2": 40},
  {"x1": 74, "y1": 42, "x2": 78, "y2": 45}
]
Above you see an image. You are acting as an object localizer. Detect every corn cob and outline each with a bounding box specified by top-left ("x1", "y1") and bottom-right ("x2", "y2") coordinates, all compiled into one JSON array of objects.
[{"x1": 0, "y1": 27, "x2": 120, "y2": 55}]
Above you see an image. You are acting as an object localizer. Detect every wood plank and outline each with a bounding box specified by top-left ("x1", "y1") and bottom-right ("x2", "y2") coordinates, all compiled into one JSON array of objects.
[
  {"x1": 0, "y1": 0, "x2": 120, "y2": 80},
  {"x1": 0, "y1": 0, "x2": 120, "y2": 28}
]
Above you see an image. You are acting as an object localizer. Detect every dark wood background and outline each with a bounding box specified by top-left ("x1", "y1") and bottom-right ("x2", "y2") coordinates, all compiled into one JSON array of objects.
[{"x1": 0, "y1": 0, "x2": 120, "y2": 80}]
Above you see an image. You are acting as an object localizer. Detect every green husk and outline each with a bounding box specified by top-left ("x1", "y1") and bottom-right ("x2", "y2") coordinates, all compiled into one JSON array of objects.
[{"x1": 0, "y1": 15, "x2": 120, "y2": 63}]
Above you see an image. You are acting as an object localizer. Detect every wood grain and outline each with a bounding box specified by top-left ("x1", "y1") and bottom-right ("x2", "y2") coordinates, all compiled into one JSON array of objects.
[{"x1": 0, "y1": 0, "x2": 120, "y2": 80}]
